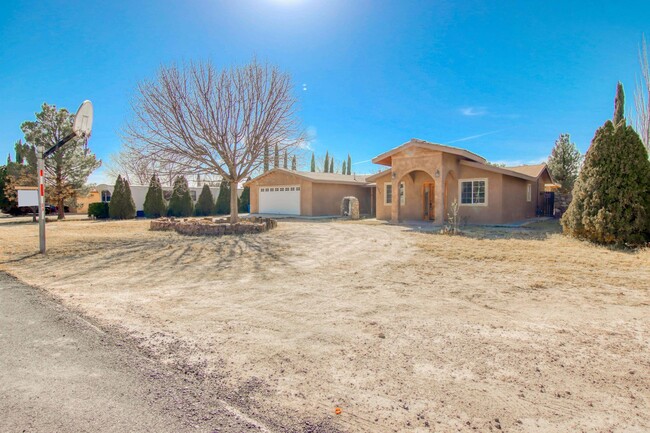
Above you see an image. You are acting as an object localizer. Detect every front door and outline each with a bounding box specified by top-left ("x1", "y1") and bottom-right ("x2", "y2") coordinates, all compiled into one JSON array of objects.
[{"x1": 423, "y1": 182, "x2": 435, "y2": 220}]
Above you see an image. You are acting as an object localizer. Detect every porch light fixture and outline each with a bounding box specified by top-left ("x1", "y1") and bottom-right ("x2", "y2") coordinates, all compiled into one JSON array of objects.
[
  {"x1": 392, "y1": 172, "x2": 397, "y2": 179},
  {"x1": 435, "y1": 169, "x2": 440, "y2": 178}
]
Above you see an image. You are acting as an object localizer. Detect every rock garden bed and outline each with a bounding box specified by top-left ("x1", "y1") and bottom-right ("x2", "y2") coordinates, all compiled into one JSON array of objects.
[{"x1": 150, "y1": 216, "x2": 277, "y2": 236}]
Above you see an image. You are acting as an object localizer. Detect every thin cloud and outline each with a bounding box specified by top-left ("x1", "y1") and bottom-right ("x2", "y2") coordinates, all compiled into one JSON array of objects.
[
  {"x1": 460, "y1": 107, "x2": 487, "y2": 116},
  {"x1": 447, "y1": 128, "x2": 512, "y2": 144},
  {"x1": 352, "y1": 159, "x2": 372, "y2": 165}
]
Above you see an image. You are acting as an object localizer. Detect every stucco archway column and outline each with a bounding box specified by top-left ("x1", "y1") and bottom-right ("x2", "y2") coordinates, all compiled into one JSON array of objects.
[
  {"x1": 435, "y1": 173, "x2": 445, "y2": 222},
  {"x1": 391, "y1": 173, "x2": 400, "y2": 223}
]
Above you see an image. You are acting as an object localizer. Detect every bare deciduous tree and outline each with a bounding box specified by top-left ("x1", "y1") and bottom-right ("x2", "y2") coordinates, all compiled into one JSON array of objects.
[
  {"x1": 634, "y1": 35, "x2": 650, "y2": 154},
  {"x1": 106, "y1": 146, "x2": 185, "y2": 187},
  {"x1": 124, "y1": 59, "x2": 303, "y2": 222}
]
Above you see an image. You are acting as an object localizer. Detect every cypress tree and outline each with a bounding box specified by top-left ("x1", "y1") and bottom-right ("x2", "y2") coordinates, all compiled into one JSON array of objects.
[
  {"x1": 342, "y1": 161, "x2": 347, "y2": 175},
  {"x1": 347, "y1": 154, "x2": 352, "y2": 175},
  {"x1": 263, "y1": 144, "x2": 269, "y2": 172},
  {"x1": 613, "y1": 82, "x2": 625, "y2": 127},
  {"x1": 109, "y1": 175, "x2": 136, "y2": 219},
  {"x1": 291, "y1": 155, "x2": 297, "y2": 170},
  {"x1": 194, "y1": 184, "x2": 214, "y2": 216},
  {"x1": 274, "y1": 144, "x2": 279, "y2": 169},
  {"x1": 310, "y1": 153, "x2": 316, "y2": 172},
  {"x1": 324, "y1": 151, "x2": 329, "y2": 173},
  {"x1": 143, "y1": 174, "x2": 166, "y2": 218},
  {"x1": 283, "y1": 150, "x2": 288, "y2": 169},
  {"x1": 238, "y1": 186, "x2": 250, "y2": 213},
  {"x1": 561, "y1": 120, "x2": 650, "y2": 245},
  {"x1": 214, "y1": 180, "x2": 231, "y2": 215},
  {"x1": 329, "y1": 157, "x2": 334, "y2": 173},
  {"x1": 167, "y1": 175, "x2": 193, "y2": 217}
]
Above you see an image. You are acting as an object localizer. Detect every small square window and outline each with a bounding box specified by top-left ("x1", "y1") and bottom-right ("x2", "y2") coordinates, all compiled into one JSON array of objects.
[{"x1": 296, "y1": 187, "x2": 300, "y2": 191}]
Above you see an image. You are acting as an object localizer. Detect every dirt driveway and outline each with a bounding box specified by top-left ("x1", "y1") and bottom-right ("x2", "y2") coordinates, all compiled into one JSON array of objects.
[{"x1": 1, "y1": 218, "x2": 649, "y2": 432}]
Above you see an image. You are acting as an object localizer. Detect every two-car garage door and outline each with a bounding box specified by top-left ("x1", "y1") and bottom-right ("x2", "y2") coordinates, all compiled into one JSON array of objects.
[{"x1": 259, "y1": 185, "x2": 301, "y2": 215}]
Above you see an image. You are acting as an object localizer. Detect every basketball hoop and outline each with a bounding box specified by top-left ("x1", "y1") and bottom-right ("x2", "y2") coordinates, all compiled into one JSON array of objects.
[{"x1": 73, "y1": 100, "x2": 93, "y2": 151}]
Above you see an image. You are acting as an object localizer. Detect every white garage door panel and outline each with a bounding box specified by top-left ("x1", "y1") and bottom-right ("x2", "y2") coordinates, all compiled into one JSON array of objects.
[{"x1": 259, "y1": 185, "x2": 301, "y2": 215}]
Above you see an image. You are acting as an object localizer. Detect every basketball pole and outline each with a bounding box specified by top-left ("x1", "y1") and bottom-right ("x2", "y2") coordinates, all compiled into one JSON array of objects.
[{"x1": 38, "y1": 144, "x2": 46, "y2": 254}]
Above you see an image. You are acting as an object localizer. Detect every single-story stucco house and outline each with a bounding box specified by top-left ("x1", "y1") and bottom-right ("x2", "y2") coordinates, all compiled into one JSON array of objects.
[{"x1": 247, "y1": 138, "x2": 556, "y2": 225}]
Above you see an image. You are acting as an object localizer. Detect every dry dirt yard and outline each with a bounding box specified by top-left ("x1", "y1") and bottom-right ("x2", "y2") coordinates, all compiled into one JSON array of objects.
[{"x1": 1, "y1": 218, "x2": 649, "y2": 433}]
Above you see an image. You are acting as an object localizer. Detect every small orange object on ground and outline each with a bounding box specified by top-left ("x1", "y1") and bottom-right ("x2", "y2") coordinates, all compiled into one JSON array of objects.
[{"x1": 334, "y1": 407, "x2": 342, "y2": 415}]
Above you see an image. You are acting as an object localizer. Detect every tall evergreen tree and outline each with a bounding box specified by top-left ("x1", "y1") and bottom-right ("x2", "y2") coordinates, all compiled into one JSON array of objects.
[
  {"x1": 562, "y1": 92, "x2": 650, "y2": 245},
  {"x1": 291, "y1": 155, "x2": 297, "y2": 170},
  {"x1": 274, "y1": 144, "x2": 280, "y2": 169},
  {"x1": 167, "y1": 175, "x2": 193, "y2": 217},
  {"x1": 342, "y1": 161, "x2": 347, "y2": 174},
  {"x1": 263, "y1": 143, "x2": 270, "y2": 172},
  {"x1": 194, "y1": 184, "x2": 215, "y2": 216},
  {"x1": 109, "y1": 175, "x2": 136, "y2": 219},
  {"x1": 614, "y1": 81, "x2": 625, "y2": 126},
  {"x1": 214, "y1": 180, "x2": 231, "y2": 215},
  {"x1": 21, "y1": 103, "x2": 101, "y2": 219},
  {"x1": 283, "y1": 150, "x2": 288, "y2": 169},
  {"x1": 347, "y1": 154, "x2": 352, "y2": 175},
  {"x1": 324, "y1": 151, "x2": 329, "y2": 173},
  {"x1": 329, "y1": 157, "x2": 334, "y2": 173},
  {"x1": 310, "y1": 153, "x2": 316, "y2": 172},
  {"x1": 143, "y1": 174, "x2": 166, "y2": 218},
  {"x1": 547, "y1": 134, "x2": 583, "y2": 193},
  {"x1": 238, "y1": 186, "x2": 250, "y2": 213}
]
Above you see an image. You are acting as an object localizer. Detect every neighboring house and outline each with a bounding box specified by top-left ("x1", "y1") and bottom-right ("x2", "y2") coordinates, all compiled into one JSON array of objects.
[
  {"x1": 247, "y1": 169, "x2": 371, "y2": 216},
  {"x1": 247, "y1": 138, "x2": 557, "y2": 224}
]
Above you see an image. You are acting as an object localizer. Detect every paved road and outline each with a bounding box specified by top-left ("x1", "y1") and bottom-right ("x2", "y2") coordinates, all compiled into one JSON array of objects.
[{"x1": 0, "y1": 272, "x2": 268, "y2": 433}]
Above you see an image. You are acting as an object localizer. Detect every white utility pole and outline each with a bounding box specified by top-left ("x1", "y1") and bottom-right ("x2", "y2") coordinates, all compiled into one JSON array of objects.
[{"x1": 37, "y1": 144, "x2": 46, "y2": 254}]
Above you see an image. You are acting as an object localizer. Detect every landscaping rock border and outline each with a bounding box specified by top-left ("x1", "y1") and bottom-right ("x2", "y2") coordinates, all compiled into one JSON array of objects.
[{"x1": 150, "y1": 217, "x2": 277, "y2": 236}]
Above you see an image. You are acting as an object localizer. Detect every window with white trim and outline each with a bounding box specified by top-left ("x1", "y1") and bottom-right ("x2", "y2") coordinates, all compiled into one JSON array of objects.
[
  {"x1": 385, "y1": 183, "x2": 393, "y2": 205},
  {"x1": 460, "y1": 179, "x2": 487, "y2": 205},
  {"x1": 526, "y1": 184, "x2": 532, "y2": 202}
]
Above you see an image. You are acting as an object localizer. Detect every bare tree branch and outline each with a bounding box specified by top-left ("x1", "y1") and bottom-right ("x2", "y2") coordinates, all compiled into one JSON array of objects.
[{"x1": 123, "y1": 59, "x2": 303, "y2": 222}]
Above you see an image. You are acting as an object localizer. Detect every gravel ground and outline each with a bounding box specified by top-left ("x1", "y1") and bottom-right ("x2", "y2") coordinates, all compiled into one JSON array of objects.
[
  {"x1": 0, "y1": 271, "x2": 271, "y2": 433},
  {"x1": 1, "y1": 218, "x2": 649, "y2": 432}
]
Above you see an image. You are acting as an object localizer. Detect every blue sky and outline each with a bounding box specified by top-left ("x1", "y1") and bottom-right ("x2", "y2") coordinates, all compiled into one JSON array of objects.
[{"x1": 1, "y1": 0, "x2": 649, "y2": 181}]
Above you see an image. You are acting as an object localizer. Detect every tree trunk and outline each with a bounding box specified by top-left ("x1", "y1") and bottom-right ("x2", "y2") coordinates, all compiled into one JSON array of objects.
[
  {"x1": 57, "y1": 197, "x2": 65, "y2": 220},
  {"x1": 229, "y1": 180, "x2": 239, "y2": 224}
]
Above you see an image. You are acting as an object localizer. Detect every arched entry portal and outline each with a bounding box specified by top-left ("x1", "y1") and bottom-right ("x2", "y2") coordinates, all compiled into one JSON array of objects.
[{"x1": 396, "y1": 170, "x2": 436, "y2": 222}]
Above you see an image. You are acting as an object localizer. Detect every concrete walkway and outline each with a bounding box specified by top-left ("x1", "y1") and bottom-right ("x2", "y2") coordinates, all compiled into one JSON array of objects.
[{"x1": 0, "y1": 272, "x2": 267, "y2": 433}]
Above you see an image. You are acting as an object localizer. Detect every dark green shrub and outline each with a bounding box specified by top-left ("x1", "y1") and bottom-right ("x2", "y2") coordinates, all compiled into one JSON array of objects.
[
  {"x1": 214, "y1": 181, "x2": 231, "y2": 215},
  {"x1": 562, "y1": 121, "x2": 650, "y2": 245},
  {"x1": 143, "y1": 174, "x2": 166, "y2": 218},
  {"x1": 194, "y1": 184, "x2": 214, "y2": 216},
  {"x1": 238, "y1": 186, "x2": 250, "y2": 213},
  {"x1": 109, "y1": 175, "x2": 136, "y2": 219},
  {"x1": 88, "y1": 202, "x2": 109, "y2": 219},
  {"x1": 167, "y1": 176, "x2": 193, "y2": 217}
]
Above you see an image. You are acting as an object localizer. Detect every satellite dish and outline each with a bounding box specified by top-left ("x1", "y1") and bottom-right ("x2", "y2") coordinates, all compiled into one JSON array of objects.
[{"x1": 73, "y1": 100, "x2": 93, "y2": 138}]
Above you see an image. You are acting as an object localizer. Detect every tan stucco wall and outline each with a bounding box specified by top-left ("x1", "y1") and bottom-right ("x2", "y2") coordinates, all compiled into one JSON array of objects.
[
  {"x1": 501, "y1": 175, "x2": 533, "y2": 222},
  {"x1": 455, "y1": 165, "x2": 504, "y2": 224},
  {"x1": 248, "y1": 171, "x2": 313, "y2": 215},
  {"x1": 311, "y1": 183, "x2": 371, "y2": 215},
  {"x1": 374, "y1": 172, "x2": 392, "y2": 220},
  {"x1": 75, "y1": 190, "x2": 100, "y2": 214},
  {"x1": 248, "y1": 171, "x2": 370, "y2": 216}
]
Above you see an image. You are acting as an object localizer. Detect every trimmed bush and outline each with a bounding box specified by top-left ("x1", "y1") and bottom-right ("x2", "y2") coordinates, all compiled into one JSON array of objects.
[
  {"x1": 561, "y1": 121, "x2": 650, "y2": 245},
  {"x1": 143, "y1": 174, "x2": 166, "y2": 218},
  {"x1": 109, "y1": 175, "x2": 136, "y2": 219},
  {"x1": 167, "y1": 176, "x2": 193, "y2": 217},
  {"x1": 194, "y1": 184, "x2": 214, "y2": 216},
  {"x1": 88, "y1": 202, "x2": 109, "y2": 219},
  {"x1": 214, "y1": 181, "x2": 231, "y2": 215},
  {"x1": 239, "y1": 186, "x2": 250, "y2": 213}
]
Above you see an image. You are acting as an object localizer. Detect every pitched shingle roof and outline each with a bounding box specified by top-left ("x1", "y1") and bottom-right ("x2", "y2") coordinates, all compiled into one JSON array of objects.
[{"x1": 505, "y1": 163, "x2": 547, "y2": 178}]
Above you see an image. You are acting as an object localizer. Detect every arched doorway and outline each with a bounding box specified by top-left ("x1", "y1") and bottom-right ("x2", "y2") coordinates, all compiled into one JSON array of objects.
[
  {"x1": 101, "y1": 190, "x2": 111, "y2": 203},
  {"x1": 397, "y1": 170, "x2": 436, "y2": 221}
]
